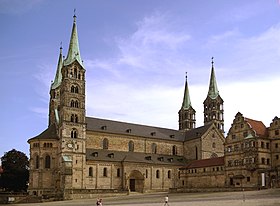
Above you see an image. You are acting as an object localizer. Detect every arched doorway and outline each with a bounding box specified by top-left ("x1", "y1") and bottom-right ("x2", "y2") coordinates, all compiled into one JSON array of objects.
[{"x1": 128, "y1": 170, "x2": 144, "y2": 192}]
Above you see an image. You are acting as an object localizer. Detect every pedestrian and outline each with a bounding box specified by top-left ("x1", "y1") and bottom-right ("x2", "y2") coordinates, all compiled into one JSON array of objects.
[
  {"x1": 99, "y1": 198, "x2": 103, "y2": 206},
  {"x1": 96, "y1": 198, "x2": 101, "y2": 206},
  {"x1": 164, "y1": 195, "x2": 170, "y2": 206}
]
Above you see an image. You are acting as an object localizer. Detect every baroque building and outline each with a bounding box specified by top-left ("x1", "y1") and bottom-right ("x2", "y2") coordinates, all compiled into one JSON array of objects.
[{"x1": 27, "y1": 15, "x2": 225, "y2": 199}]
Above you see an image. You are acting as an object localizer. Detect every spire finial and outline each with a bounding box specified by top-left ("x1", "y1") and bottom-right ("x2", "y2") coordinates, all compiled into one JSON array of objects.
[
  {"x1": 73, "y1": 9, "x2": 76, "y2": 22},
  {"x1": 211, "y1": 57, "x2": 214, "y2": 67},
  {"x1": 185, "y1": 72, "x2": 188, "y2": 79},
  {"x1": 60, "y1": 41, "x2": 63, "y2": 50}
]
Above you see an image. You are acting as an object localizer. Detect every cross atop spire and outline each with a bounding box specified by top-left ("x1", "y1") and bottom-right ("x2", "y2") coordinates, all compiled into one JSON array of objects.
[{"x1": 64, "y1": 13, "x2": 84, "y2": 68}]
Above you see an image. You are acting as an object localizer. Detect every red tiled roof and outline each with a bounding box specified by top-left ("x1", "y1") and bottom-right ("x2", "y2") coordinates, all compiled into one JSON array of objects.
[
  {"x1": 245, "y1": 118, "x2": 267, "y2": 137},
  {"x1": 184, "y1": 157, "x2": 224, "y2": 169}
]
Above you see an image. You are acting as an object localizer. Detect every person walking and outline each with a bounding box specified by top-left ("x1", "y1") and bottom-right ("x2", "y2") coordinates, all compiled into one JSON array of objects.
[{"x1": 164, "y1": 195, "x2": 170, "y2": 206}]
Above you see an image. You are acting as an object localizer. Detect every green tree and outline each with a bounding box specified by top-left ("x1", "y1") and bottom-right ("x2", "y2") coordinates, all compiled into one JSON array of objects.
[{"x1": 0, "y1": 149, "x2": 29, "y2": 192}]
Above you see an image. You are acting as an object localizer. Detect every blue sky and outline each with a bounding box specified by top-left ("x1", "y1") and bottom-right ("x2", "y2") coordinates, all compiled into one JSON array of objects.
[{"x1": 1, "y1": 0, "x2": 280, "y2": 158}]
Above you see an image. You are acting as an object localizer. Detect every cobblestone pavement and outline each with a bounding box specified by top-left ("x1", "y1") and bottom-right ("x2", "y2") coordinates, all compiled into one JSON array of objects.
[{"x1": 8, "y1": 189, "x2": 280, "y2": 206}]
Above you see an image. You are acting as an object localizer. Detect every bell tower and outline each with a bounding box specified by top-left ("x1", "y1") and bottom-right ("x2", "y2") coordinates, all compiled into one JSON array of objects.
[
  {"x1": 58, "y1": 14, "x2": 86, "y2": 199},
  {"x1": 179, "y1": 73, "x2": 196, "y2": 131},
  {"x1": 203, "y1": 57, "x2": 224, "y2": 132}
]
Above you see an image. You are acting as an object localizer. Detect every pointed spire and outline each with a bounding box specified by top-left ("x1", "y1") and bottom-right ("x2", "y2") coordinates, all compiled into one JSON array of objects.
[
  {"x1": 64, "y1": 12, "x2": 84, "y2": 67},
  {"x1": 182, "y1": 72, "x2": 192, "y2": 109},
  {"x1": 51, "y1": 45, "x2": 63, "y2": 89},
  {"x1": 207, "y1": 57, "x2": 219, "y2": 99}
]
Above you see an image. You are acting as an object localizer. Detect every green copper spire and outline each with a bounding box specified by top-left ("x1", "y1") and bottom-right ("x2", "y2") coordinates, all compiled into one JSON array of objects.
[
  {"x1": 207, "y1": 57, "x2": 219, "y2": 99},
  {"x1": 51, "y1": 46, "x2": 63, "y2": 89},
  {"x1": 64, "y1": 13, "x2": 84, "y2": 67},
  {"x1": 182, "y1": 73, "x2": 192, "y2": 109}
]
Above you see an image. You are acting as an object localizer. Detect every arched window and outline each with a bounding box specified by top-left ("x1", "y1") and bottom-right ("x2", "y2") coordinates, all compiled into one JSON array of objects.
[
  {"x1": 75, "y1": 100, "x2": 79, "y2": 108},
  {"x1": 70, "y1": 100, "x2": 75, "y2": 107},
  {"x1": 168, "y1": 170, "x2": 171, "y2": 179},
  {"x1": 128, "y1": 141, "x2": 134, "y2": 152},
  {"x1": 35, "y1": 155, "x2": 39, "y2": 169},
  {"x1": 151, "y1": 143, "x2": 157, "y2": 154},
  {"x1": 89, "y1": 167, "x2": 93, "y2": 177},
  {"x1": 71, "y1": 129, "x2": 78, "y2": 138},
  {"x1": 70, "y1": 114, "x2": 78, "y2": 123},
  {"x1": 71, "y1": 85, "x2": 79, "y2": 93},
  {"x1": 45, "y1": 155, "x2": 51, "y2": 168},
  {"x1": 103, "y1": 138, "x2": 109, "y2": 149},
  {"x1": 195, "y1": 146, "x2": 198, "y2": 160},
  {"x1": 103, "y1": 167, "x2": 108, "y2": 177},
  {"x1": 156, "y1": 170, "x2": 160, "y2": 178},
  {"x1": 117, "y1": 168, "x2": 121, "y2": 177},
  {"x1": 172, "y1": 145, "x2": 177, "y2": 155},
  {"x1": 74, "y1": 68, "x2": 78, "y2": 78}
]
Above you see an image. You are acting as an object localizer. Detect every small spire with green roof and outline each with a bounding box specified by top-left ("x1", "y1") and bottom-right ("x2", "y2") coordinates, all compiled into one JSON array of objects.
[
  {"x1": 182, "y1": 72, "x2": 192, "y2": 110},
  {"x1": 207, "y1": 57, "x2": 219, "y2": 99},
  {"x1": 51, "y1": 45, "x2": 63, "y2": 89},
  {"x1": 64, "y1": 11, "x2": 84, "y2": 68}
]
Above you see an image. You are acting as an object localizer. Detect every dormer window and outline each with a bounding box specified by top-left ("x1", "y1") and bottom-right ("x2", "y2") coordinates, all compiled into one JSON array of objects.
[
  {"x1": 101, "y1": 126, "x2": 107, "y2": 130},
  {"x1": 170, "y1": 135, "x2": 175, "y2": 138},
  {"x1": 158, "y1": 157, "x2": 164, "y2": 161},
  {"x1": 92, "y1": 152, "x2": 98, "y2": 157},
  {"x1": 108, "y1": 153, "x2": 114, "y2": 158},
  {"x1": 145, "y1": 156, "x2": 152, "y2": 160},
  {"x1": 151, "y1": 132, "x2": 156, "y2": 136}
]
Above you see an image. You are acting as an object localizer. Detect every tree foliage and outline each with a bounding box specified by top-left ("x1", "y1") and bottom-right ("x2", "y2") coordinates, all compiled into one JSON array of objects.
[{"x1": 0, "y1": 149, "x2": 29, "y2": 192}]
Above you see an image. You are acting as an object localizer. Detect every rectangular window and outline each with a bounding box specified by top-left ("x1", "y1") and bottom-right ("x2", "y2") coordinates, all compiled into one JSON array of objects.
[
  {"x1": 276, "y1": 155, "x2": 279, "y2": 160},
  {"x1": 261, "y1": 142, "x2": 264, "y2": 148},
  {"x1": 266, "y1": 143, "x2": 270, "y2": 149},
  {"x1": 247, "y1": 177, "x2": 250, "y2": 182},
  {"x1": 117, "y1": 168, "x2": 121, "y2": 177},
  {"x1": 276, "y1": 143, "x2": 278, "y2": 149}
]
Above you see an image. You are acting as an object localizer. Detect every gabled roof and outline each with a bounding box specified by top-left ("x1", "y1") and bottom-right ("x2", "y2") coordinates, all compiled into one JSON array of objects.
[
  {"x1": 184, "y1": 123, "x2": 213, "y2": 141},
  {"x1": 28, "y1": 124, "x2": 59, "y2": 141},
  {"x1": 86, "y1": 149, "x2": 187, "y2": 166},
  {"x1": 86, "y1": 117, "x2": 185, "y2": 141},
  {"x1": 245, "y1": 117, "x2": 267, "y2": 137},
  {"x1": 183, "y1": 156, "x2": 224, "y2": 169}
]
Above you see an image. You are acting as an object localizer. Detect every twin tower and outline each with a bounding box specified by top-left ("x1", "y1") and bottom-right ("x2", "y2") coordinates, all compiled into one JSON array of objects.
[{"x1": 178, "y1": 58, "x2": 224, "y2": 133}]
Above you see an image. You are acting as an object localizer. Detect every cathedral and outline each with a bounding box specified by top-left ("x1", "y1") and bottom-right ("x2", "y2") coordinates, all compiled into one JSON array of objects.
[{"x1": 27, "y1": 15, "x2": 280, "y2": 200}]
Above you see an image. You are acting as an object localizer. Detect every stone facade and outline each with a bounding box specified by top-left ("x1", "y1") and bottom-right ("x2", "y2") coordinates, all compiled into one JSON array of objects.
[
  {"x1": 27, "y1": 16, "x2": 225, "y2": 199},
  {"x1": 224, "y1": 112, "x2": 280, "y2": 189},
  {"x1": 27, "y1": 15, "x2": 280, "y2": 200}
]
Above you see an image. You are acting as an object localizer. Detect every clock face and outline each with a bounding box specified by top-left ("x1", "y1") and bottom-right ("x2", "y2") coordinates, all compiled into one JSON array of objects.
[{"x1": 67, "y1": 143, "x2": 73, "y2": 149}]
